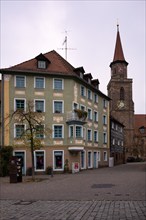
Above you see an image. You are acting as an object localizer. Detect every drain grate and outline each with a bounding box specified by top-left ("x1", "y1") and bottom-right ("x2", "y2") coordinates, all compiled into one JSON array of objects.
[
  {"x1": 14, "y1": 200, "x2": 35, "y2": 205},
  {"x1": 91, "y1": 184, "x2": 115, "y2": 189}
]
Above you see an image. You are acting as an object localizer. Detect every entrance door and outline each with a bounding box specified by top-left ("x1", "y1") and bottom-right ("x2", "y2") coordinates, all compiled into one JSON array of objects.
[
  {"x1": 93, "y1": 152, "x2": 98, "y2": 168},
  {"x1": 14, "y1": 151, "x2": 25, "y2": 175}
]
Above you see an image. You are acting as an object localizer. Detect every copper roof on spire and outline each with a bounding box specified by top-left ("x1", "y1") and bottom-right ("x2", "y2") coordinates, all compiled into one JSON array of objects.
[{"x1": 113, "y1": 25, "x2": 125, "y2": 62}]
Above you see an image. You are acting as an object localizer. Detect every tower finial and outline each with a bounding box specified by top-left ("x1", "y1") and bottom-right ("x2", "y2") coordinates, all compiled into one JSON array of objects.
[{"x1": 117, "y1": 19, "x2": 119, "y2": 32}]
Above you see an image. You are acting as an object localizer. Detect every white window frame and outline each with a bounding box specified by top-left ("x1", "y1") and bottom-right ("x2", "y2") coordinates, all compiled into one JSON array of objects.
[
  {"x1": 69, "y1": 125, "x2": 74, "y2": 138},
  {"x1": 94, "y1": 130, "x2": 98, "y2": 142},
  {"x1": 53, "y1": 124, "x2": 64, "y2": 139},
  {"x1": 80, "y1": 85, "x2": 86, "y2": 97},
  {"x1": 103, "y1": 151, "x2": 107, "y2": 161},
  {"x1": 103, "y1": 132, "x2": 107, "y2": 144},
  {"x1": 87, "y1": 129, "x2": 92, "y2": 141},
  {"x1": 80, "y1": 150, "x2": 86, "y2": 169},
  {"x1": 34, "y1": 77, "x2": 45, "y2": 89},
  {"x1": 80, "y1": 104, "x2": 86, "y2": 111},
  {"x1": 34, "y1": 99, "x2": 45, "y2": 112},
  {"x1": 36, "y1": 124, "x2": 45, "y2": 139},
  {"x1": 53, "y1": 78, "x2": 64, "y2": 90},
  {"x1": 87, "y1": 108, "x2": 92, "y2": 120},
  {"x1": 15, "y1": 75, "x2": 26, "y2": 88},
  {"x1": 14, "y1": 123, "x2": 26, "y2": 138},
  {"x1": 94, "y1": 111, "x2": 98, "y2": 122},
  {"x1": 103, "y1": 115, "x2": 107, "y2": 125},
  {"x1": 38, "y1": 60, "x2": 46, "y2": 69},
  {"x1": 75, "y1": 125, "x2": 83, "y2": 138},
  {"x1": 53, "y1": 150, "x2": 64, "y2": 171},
  {"x1": 97, "y1": 151, "x2": 101, "y2": 161},
  {"x1": 88, "y1": 151, "x2": 92, "y2": 168},
  {"x1": 94, "y1": 93, "x2": 98, "y2": 103},
  {"x1": 72, "y1": 102, "x2": 79, "y2": 110},
  {"x1": 14, "y1": 98, "x2": 26, "y2": 111},
  {"x1": 87, "y1": 89, "x2": 92, "y2": 100},
  {"x1": 53, "y1": 100, "x2": 64, "y2": 113},
  {"x1": 34, "y1": 150, "x2": 46, "y2": 171}
]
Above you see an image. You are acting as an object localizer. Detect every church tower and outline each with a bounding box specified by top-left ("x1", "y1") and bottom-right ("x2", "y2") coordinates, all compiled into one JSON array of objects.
[{"x1": 107, "y1": 25, "x2": 134, "y2": 157}]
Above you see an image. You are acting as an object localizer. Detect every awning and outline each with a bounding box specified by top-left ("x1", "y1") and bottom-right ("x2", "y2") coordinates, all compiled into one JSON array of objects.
[{"x1": 68, "y1": 147, "x2": 84, "y2": 152}]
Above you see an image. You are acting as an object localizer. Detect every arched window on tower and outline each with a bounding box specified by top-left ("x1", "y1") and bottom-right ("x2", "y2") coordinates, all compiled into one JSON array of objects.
[{"x1": 120, "y1": 87, "x2": 125, "y2": 100}]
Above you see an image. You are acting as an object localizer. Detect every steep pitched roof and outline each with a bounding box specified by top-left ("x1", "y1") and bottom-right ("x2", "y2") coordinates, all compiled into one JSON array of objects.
[
  {"x1": 3, "y1": 50, "x2": 75, "y2": 75},
  {"x1": 113, "y1": 26, "x2": 125, "y2": 62}
]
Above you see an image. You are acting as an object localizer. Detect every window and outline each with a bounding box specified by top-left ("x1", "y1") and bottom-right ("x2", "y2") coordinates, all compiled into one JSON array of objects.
[
  {"x1": 87, "y1": 129, "x2": 92, "y2": 141},
  {"x1": 87, "y1": 108, "x2": 92, "y2": 120},
  {"x1": 53, "y1": 125, "x2": 63, "y2": 138},
  {"x1": 54, "y1": 101, "x2": 63, "y2": 113},
  {"x1": 94, "y1": 111, "x2": 98, "y2": 122},
  {"x1": 88, "y1": 151, "x2": 92, "y2": 168},
  {"x1": 80, "y1": 105, "x2": 86, "y2": 111},
  {"x1": 112, "y1": 138, "x2": 115, "y2": 145},
  {"x1": 81, "y1": 85, "x2": 86, "y2": 97},
  {"x1": 120, "y1": 87, "x2": 125, "y2": 100},
  {"x1": 103, "y1": 115, "x2": 107, "y2": 125},
  {"x1": 36, "y1": 125, "x2": 44, "y2": 138},
  {"x1": 94, "y1": 94, "x2": 98, "y2": 103},
  {"x1": 87, "y1": 89, "x2": 92, "y2": 100},
  {"x1": 69, "y1": 125, "x2": 74, "y2": 138},
  {"x1": 54, "y1": 79, "x2": 63, "y2": 90},
  {"x1": 35, "y1": 100, "x2": 45, "y2": 112},
  {"x1": 103, "y1": 99, "x2": 107, "y2": 108},
  {"x1": 73, "y1": 102, "x2": 79, "y2": 110},
  {"x1": 34, "y1": 150, "x2": 45, "y2": 171},
  {"x1": 103, "y1": 151, "x2": 107, "y2": 161},
  {"x1": 15, "y1": 76, "x2": 25, "y2": 88},
  {"x1": 97, "y1": 151, "x2": 100, "y2": 161},
  {"x1": 80, "y1": 151, "x2": 86, "y2": 169},
  {"x1": 15, "y1": 124, "x2": 25, "y2": 138},
  {"x1": 35, "y1": 77, "x2": 45, "y2": 89},
  {"x1": 38, "y1": 61, "x2": 46, "y2": 69},
  {"x1": 76, "y1": 125, "x2": 82, "y2": 138},
  {"x1": 103, "y1": 132, "x2": 107, "y2": 144},
  {"x1": 112, "y1": 122, "x2": 114, "y2": 129},
  {"x1": 15, "y1": 99, "x2": 25, "y2": 111},
  {"x1": 53, "y1": 151, "x2": 64, "y2": 170},
  {"x1": 94, "y1": 130, "x2": 98, "y2": 142}
]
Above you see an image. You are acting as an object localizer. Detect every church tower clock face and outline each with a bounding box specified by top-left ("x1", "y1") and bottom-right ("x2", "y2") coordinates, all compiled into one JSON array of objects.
[{"x1": 107, "y1": 24, "x2": 134, "y2": 157}]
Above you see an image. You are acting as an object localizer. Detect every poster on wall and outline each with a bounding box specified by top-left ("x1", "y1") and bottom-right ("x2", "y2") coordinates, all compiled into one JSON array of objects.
[{"x1": 72, "y1": 162, "x2": 79, "y2": 173}]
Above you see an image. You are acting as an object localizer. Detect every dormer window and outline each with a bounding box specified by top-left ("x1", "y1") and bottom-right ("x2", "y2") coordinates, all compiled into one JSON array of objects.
[
  {"x1": 38, "y1": 61, "x2": 46, "y2": 69},
  {"x1": 35, "y1": 53, "x2": 51, "y2": 69}
]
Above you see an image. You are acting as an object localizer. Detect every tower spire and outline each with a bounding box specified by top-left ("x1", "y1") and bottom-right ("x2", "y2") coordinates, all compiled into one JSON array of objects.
[{"x1": 113, "y1": 24, "x2": 125, "y2": 62}]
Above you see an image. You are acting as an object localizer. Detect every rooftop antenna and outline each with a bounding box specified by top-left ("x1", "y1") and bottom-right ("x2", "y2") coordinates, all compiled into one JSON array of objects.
[{"x1": 58, "y1": 30, "x2": 76, "y2": 60}]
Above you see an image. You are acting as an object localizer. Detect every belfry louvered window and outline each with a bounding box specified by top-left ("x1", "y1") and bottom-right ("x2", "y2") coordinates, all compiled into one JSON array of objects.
[{"x1": 120, "y1": 87, "x2": 125, "y2": 100}]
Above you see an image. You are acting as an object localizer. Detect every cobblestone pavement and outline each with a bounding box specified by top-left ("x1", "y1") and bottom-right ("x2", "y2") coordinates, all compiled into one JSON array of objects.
[{"x1": 0, "y1": 163, "x2": 146, "y2": 219}]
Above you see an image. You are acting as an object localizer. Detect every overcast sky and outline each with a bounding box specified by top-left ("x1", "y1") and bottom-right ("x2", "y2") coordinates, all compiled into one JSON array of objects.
[{"x1": 0, "y1": 0, "x2": 145, "y2": 114}]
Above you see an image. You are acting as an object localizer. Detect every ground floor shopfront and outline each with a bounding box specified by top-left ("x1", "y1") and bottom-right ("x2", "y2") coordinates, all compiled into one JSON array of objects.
[{"x1": 13, "y1": 146, "x2": 110, "y2": 175}]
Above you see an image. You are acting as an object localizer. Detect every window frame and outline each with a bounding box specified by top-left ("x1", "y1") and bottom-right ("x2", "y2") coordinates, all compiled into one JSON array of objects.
[
  {"x1": 34, "y1": 77, "x2": 45, "y2": 89},
  {"x1": 34, "y1": 99, "x2": 45, "y2": 113},
  {"x1": 15, "y1": 75, "x2": 26, "y2": 88},
  {"x1": 34, "y1": 150, "x2": 46, "y2": 171},
  {"x1": 87, "y1": 129, "x2": 92, "y2": 141},
  {"x1": 53, "y1": 124, "x2": 64, "y2": 139},
  {"x1": 53, "y1": 150, "x2": 64, "y2": 171},
  {"x1": 53, "y1": 78, "x2": 64, "y2": 90},
  {"x1": 53, "y1": 100, "x2": 64, "y2": 114},
  {"x1": 14, "y1": 123, "x2": 26, "y2": 138},
  {"x1": 14, "y1": 98, "x2": 26, "y2": 111}
]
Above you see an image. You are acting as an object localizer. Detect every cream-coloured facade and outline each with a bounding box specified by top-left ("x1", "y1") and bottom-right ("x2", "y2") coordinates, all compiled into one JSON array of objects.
[{"x1": 0, "y1": 50, "x2": 110, "y2": 174}]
